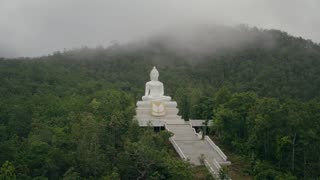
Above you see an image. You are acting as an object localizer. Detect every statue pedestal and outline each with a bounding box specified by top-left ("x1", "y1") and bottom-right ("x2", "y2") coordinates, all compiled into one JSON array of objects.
[{"x1": 135, "y1": 100, "x2": 185, "y2": 127}]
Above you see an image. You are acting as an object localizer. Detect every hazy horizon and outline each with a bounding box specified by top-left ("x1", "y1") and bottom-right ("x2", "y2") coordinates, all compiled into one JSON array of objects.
[{"x1": 1, "y1": 0, "x2": 319, "y2": 58}]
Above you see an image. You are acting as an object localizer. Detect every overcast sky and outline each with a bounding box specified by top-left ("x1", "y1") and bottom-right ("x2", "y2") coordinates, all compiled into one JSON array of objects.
[{"x1": 1, "y1": 0, "x2": 319, "y2": 57}]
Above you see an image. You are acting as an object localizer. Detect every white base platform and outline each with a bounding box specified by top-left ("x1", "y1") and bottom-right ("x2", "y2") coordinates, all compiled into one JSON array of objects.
[{"x1": 135, "y1": 100, "x2": 185, "y2": 126}]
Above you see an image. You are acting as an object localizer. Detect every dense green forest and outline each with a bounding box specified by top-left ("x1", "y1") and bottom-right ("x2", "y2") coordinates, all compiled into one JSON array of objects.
[{"x1": 1, "y1": 25, "x2": 320, "y2": 179}]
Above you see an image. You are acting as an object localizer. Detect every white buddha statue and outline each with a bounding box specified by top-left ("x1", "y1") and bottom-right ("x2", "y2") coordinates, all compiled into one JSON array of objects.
[{"x1": 142, "y1": 66, "x2": 171, "y2": 101}]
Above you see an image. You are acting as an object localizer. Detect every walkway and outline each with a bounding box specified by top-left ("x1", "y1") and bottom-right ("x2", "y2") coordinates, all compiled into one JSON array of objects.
[{"x1": 165, "y1": 122, "x2": 231, "y2": 177}]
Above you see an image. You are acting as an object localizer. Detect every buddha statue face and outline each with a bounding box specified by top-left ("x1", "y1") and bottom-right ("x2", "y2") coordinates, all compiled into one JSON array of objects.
[{"x1": 150, "y1": 67, "x2": 159, "y2": 81}]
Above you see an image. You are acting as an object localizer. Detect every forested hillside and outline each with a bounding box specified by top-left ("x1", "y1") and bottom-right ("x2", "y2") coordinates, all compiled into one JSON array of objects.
[{"x1": 1, "y1": 25, "x2": 320, "y2": 179}]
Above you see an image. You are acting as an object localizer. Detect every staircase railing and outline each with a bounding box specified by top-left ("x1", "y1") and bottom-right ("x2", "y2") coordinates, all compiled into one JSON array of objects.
[
  {"x1": 189, "y1": 122, "x2": 202, "y2": 139},
  {"x1": 204, "y1": 159, "x2": 219, "y2": 177},
  {"x1": 169, "y1": 137, "x2": 187, "y2": 160},
  {"x1": 165, "y1": 124, "x2": 187, "y2": 160},
  {"x1": 205, "y1": 136, "x2": 227, "y2": 161},
  {"x1": 213, "y1": 158, "x2": 222, "y2": 170}
]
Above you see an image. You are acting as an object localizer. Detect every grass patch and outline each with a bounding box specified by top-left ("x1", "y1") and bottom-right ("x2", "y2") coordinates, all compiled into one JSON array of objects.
[{"x1": 192, "y1": 165, "x2": 215, "y2": 180}]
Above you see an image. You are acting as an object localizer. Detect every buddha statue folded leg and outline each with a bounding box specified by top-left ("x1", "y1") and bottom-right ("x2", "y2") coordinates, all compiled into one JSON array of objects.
[
  {"x1": 160, "y1": 96, "x2": 171, "y2": 101},
  {"x1": 142, "y1": 96, "x2": 149, "y2": 101},
  {"x1": 142, "y1": 95, "x2": 171, "y2": 101}
]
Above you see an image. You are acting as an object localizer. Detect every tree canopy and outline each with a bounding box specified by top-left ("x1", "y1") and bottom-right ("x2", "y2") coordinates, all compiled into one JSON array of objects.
[{"x1": 1, "y1": 25, "x2": 320, "y2": 179}]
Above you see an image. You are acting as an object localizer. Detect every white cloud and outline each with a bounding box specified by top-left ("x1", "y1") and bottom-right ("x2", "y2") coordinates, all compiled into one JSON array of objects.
[{"x1": 0, "y1": 0, "x2": 319, "y2": 57}]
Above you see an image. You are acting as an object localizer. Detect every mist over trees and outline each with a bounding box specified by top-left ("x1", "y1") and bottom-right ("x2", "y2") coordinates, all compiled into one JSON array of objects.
[{"x1": 1, "y1": 25, "x2": 320, "y2": 179}]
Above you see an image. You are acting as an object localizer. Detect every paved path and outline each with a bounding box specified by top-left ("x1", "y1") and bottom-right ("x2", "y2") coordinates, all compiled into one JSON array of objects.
[{"x1": 165, "y1": 123, "x2": 230, "y2": 176}]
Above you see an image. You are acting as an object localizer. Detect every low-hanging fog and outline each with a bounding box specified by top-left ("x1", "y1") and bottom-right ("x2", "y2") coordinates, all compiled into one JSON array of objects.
[{"x1": 0, "y1": 0, "x2": 319, "y2": 58}]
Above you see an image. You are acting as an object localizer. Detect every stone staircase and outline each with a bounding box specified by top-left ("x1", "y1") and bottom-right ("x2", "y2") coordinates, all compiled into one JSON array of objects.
[
  {"x1": 165, "y1": 123, "x2": 230, "y2": 177},
  {"x1": 135, "y1": 99, "x2": 230, "y2": 178}
]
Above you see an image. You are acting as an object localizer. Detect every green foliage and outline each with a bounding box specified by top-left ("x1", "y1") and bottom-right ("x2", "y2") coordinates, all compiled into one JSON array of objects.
[
  {"x1": 0, "y1": 75, "x2": 194, "y2": 179},
  {"x1": 1, "y1": 26, "x2": 320, "y2": 179},
  {"x1": 175, "y1": 88, "x2": 191, "y2": 121},
  {"x1": 219, "y1": 166, "x2": 229, "y2": 180},
  {"x1": 211, "y1": 89, "x2": 320, "y2": 179},
  {"x1": 0, "y1": 161, "x2": 16, "y2": 180}
]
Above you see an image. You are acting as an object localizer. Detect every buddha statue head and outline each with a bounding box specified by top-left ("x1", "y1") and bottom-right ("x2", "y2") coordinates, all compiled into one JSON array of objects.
[{"x1": 150, "y1": 66, "x2": 159, "y2": 81}]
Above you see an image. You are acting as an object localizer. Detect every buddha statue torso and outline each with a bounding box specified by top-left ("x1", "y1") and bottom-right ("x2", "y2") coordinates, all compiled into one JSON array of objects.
[{"x1": 142, "y1": 66, "x2": 171, "y2": 101}]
